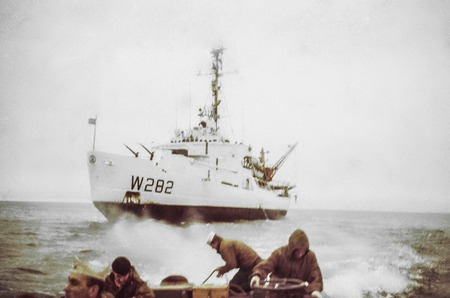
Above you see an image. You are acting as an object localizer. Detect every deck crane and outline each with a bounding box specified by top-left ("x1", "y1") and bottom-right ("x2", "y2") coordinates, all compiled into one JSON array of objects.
[{"x1": 262, "y1": 143, "x2": 298, "y2": 182}]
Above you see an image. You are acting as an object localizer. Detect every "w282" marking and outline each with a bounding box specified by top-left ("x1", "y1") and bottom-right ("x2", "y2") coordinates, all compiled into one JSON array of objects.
[{"x1": 131, "y1": 175, "x2": 174, "y2": 194}]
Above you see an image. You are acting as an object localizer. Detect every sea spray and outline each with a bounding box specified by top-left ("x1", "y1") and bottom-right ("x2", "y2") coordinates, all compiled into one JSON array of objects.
[
  {"x1": 104, "y1": 218, "x2": 227, "y2": 285},
  {"x1": 313, "y1": 219, "x2": 424, "y2": 297}
]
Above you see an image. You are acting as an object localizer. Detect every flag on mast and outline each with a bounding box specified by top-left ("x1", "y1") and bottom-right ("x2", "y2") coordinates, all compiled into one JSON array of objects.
[{"x1": 88, "y1": 116, "x2": 97, "y2": 150}]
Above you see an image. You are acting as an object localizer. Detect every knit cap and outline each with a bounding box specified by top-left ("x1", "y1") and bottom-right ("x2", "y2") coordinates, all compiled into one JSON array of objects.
[{"x1": 112, "y1": 256, "x2": 131, "y2": 275}]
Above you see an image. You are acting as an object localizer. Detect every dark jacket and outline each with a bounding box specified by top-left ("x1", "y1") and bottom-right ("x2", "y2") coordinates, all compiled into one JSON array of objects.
[
  {"x1": 104, "y1": 266, "x2": 155, "y2": 298},
  {"x1": 252, "y1": 230, "x2": 323, "y2": 294},
  {"x1": 216, "y1": 236, "x2": 262, "y2": 275}
]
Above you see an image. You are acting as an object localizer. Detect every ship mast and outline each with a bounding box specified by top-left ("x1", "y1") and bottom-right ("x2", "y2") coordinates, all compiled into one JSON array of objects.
[{"x1": 210, "y1": 48, "x2": 223, "y2": 130}]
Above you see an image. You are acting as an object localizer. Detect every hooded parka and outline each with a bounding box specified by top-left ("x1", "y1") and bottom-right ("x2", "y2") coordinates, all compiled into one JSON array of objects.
[
  {"x1": 104, "y1": 266, "x2": 155, "y2": 298},
  {"x1": 252, "y1": 229, "x2": 323, "y2": 294}
]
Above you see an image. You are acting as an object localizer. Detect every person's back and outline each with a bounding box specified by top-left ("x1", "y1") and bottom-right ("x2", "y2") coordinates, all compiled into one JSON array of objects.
[
  {"x1": 207, "y1": 232, "x2": 261, "y2": 292},
  {"x1": 217, "y1": 239, "x2": 261, "y2": 272}
]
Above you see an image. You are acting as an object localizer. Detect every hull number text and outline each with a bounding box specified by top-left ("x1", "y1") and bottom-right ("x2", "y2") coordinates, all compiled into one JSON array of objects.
[{"x1": 131, "y1": 175, "x2": 174, "y2": 194}]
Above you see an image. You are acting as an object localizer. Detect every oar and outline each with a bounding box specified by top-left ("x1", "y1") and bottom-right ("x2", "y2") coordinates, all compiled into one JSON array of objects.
[{"x1": 201, "y1": 269, "x2": 217, "y2": 285}]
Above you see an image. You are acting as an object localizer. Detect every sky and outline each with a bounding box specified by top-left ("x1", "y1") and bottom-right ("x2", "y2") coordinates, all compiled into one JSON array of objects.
[{"x1": 1, "y1": 0, "x2": 449, "y2": 213}]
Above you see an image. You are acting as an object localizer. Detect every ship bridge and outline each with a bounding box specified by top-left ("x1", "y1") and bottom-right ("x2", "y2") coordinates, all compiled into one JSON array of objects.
[{"x1": 170, "y1": 125, "x2": 230, "y2": 145}]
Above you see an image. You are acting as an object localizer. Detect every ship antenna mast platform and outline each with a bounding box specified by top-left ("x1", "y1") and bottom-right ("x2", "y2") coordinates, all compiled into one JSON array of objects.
[
  {"x1": 210, "y1": 47, "x2": 224, "y2": 130},
  {"x1": 197, "y1": 47, "x2": 226, "y2": 132}
]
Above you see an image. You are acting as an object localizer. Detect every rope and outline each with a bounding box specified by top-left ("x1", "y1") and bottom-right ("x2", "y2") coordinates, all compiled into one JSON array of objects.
[
  {"x1": 201, "y1": 269, "x2": 217, "y2": 285},
  {"x1": 253, "y1": 277, "x2": 308, "y2": 292}
]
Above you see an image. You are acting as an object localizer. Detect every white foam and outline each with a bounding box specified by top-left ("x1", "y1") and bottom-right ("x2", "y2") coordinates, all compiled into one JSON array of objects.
[
  {"x1": 105, "y1": 219, "x2": 228, "y2": 285},
  {"x1": 316, "y1": 228, "x2": 418, "y2": 297},
  {"x1": 101, "y1": 212, "x2": 426, "y2": 296}
]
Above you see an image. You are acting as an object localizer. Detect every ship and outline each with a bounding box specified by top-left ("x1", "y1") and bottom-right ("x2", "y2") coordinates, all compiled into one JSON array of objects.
[{"x1": 87, "y1": 48, "x2": 297, "y2": 223}]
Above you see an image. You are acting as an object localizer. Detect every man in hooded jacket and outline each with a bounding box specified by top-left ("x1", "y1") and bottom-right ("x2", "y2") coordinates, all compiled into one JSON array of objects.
[
  {"x1": 207, "y1": 232, "x2": 262, "y2": 292},
  {"x1": 250, "y1": 229, "x2": 323, "y2": 298},
  {"x1": 104, "y1": 256, "x2": 154, "y2": 298}
]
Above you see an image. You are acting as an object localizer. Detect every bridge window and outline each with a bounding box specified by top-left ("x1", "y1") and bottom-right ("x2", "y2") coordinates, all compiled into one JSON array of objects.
[{"x1": 172, "y1": 149, "x2": 188, "y2": 156}]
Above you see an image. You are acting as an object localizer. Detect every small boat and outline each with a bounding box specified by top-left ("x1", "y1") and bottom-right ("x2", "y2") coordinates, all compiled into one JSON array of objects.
[
  {"x1": 87, "y1": 48, "x2": 297, "y2": 223},
  {"x1": 153, "y1": 275, "x2": 311, "y2": 298}
]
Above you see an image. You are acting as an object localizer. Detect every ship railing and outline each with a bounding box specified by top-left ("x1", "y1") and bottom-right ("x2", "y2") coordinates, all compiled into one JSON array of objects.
[
  {"x1": 267, "y1": 181, "x2": 295, "y2": 197},
  {"x1": 192, "y1": 159, "x2": 238, "y2": 173}
]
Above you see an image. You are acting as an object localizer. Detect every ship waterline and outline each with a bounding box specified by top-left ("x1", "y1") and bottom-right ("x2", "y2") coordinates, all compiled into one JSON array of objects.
[{"x1": 93, "y1": 201, "x2": 288, "y2": 223}]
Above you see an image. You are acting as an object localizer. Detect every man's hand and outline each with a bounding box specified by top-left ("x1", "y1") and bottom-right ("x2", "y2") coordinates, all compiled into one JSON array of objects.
[
  {"x1": 250, "y1": 276, "x2": 260, "y2": 288},
  {"x1": 215, "y1": 267, "x2": 223, "y2": 278},
  {"x1": 311, "y1": 291, "x2": 322, "y2": 298}
]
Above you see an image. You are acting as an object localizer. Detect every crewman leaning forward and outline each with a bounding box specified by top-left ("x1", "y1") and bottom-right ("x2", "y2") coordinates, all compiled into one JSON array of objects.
[
  {"x1": 207, "y1": 232, "x2": 262, "y2": 292},
  {"x1": 250, "y1": 229, "x2": 323, "y2": 298}
]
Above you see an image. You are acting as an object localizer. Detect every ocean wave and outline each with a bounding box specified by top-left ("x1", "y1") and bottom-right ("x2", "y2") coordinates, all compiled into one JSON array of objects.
[{"x1": 15, "y1": 267, "x2": 47, "y2": 275}]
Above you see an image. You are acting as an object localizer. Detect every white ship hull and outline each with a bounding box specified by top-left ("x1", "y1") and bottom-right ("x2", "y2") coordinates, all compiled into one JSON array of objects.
[{"x1": 87, "y1": 150, "x2": 290, "y2": 223}]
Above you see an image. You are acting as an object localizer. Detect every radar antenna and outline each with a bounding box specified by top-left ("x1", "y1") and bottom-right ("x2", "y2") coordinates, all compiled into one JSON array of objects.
[
  {"x1": 197, "y1": 47, "x2": 225, "y2": 131},
  {"x1": 210, "y1": 47, "x2": 223, "y2": 130}
]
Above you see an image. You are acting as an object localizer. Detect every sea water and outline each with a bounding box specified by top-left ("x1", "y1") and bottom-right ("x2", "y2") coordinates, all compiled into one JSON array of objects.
[{"x1": 0, "y1": 201, "x2": 449, "y2": 298}]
